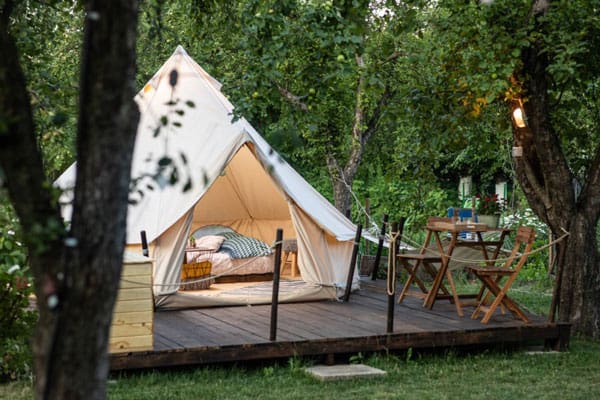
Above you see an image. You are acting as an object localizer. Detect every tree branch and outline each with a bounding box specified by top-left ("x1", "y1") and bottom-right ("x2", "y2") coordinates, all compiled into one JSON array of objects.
[
  {"x1": 363, "y1": 84, "x2": 394, "y2": 143},
  {"x1": 517, "y1": 156, "x2": 552, "y2": 209},
  {"x1": 577, "y1": 144, "x2": 600, "y2": 218},
  {"x1": 277, "y1": 84, "x2": 309, "y2": 112}
]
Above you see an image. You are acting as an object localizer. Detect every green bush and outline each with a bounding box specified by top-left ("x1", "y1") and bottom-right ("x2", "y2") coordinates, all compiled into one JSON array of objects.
[
  {"x1": 501, "y1": 208, "x2": 553, "y2": 288},
  {"x1": 0, "y1": 214, "x2": 37, "y2": 382}
]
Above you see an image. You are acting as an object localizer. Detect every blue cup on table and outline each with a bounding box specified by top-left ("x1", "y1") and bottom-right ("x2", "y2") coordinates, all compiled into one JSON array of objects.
[{"x1": 447, "y1": 207, "x2": 478, "y2": 240}]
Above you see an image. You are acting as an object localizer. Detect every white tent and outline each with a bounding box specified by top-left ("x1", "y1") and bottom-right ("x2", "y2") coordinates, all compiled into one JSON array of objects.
[{"x1": 56, "y1": 46, "x2": 367, "y2": 309}]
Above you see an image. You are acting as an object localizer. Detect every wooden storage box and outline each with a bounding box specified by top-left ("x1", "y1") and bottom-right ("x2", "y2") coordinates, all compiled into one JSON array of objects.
[
  {"x1": 180, "y1": 260, "x2": 213, "y2": 290},
  {"x1": 109, "y1": 251, "x2": 153, "y2": 353}
]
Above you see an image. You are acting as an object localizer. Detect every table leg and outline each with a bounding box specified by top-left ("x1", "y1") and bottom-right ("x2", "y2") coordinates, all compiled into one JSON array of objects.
[
  {"x1": 424, "y1": 232, "x2": 457, "y2": 310},
  {"x1": 423, "y1": 231, "x2": 465, "y2": 316},
  {"x1": 445, "y1": 267, "x2": 463, "y2": 317}
]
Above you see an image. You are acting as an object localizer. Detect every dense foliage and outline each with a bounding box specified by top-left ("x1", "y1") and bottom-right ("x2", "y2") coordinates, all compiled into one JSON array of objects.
[
  {"x1": 0, "y1": 202, "x2": 35, "y2": 382},
  {"x1": 9, "y1": 1, "x2": 82, "y2": 179}
]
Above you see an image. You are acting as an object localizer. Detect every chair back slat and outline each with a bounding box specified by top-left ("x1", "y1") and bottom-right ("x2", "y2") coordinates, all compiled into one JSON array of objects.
[
  {"x1": 501, "y1": 226, "x2": 536, "y2": 271},
  {"x1": 469, "y1": 225, "x2": 536, "y2": 324}
]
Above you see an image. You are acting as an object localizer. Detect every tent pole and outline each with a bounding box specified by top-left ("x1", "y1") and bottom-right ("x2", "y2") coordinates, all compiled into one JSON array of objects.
[
  {"x1": 343, "y1": 223, "x2": 362, "y2": 302},
  {"x1": 270, "y1": 229, "x2": 283, "y2": 341},
  {"x1": 140, "y1": 230, "x2": 149, "y2": 257},
  {"x1": 371, "y1": 214, "x2": 388, "y2": 280}
]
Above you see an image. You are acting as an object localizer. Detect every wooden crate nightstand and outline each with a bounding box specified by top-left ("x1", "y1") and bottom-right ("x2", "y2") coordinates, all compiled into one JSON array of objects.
[{"x1": 109, "y1": 252, "x2": 154, "y2": 353}]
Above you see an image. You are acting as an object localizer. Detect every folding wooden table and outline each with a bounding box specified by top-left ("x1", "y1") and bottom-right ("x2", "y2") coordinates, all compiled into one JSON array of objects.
[{"x1": 399, "y1": 218, "x2": 511, "y2": 317}]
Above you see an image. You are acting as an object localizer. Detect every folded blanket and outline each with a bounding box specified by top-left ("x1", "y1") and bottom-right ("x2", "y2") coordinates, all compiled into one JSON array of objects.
[{"x1": 219, "y1": 231, "x2": 272, "y2": 259}]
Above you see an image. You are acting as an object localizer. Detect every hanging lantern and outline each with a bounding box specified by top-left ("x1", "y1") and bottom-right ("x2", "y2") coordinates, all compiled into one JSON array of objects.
[
  {"x1": 511, "y1": 99, "x2": 527, "y2": 128},
  {"x1": 512, "y1": 107, "x2": 527, "y2": 128}
]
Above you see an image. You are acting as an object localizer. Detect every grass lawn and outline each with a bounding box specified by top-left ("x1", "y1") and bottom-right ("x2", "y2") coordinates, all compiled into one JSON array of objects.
[{"x1": 2, "y1": 338, "x2": 599, "y2": 400}]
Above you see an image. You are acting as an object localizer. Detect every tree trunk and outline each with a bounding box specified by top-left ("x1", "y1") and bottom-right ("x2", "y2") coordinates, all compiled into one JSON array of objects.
[
  {"x1": 556, "y1": 212, "x2": 600, "y2": 336},
  {"x1": 325, "y1": 60, "x2": 393, "y2": 218},
  {"x1": 1, "y1": 1, "x2": 140, "y2": 398},
  {"x1": 38, "y1": 2, "x2": 140, "y2": 398},
  {"x1": 328, "y1": 160, "x2": 353, "y2": 217},
  {"x1": 512, "y1": 0, "x2": 600, "y2": 337}
]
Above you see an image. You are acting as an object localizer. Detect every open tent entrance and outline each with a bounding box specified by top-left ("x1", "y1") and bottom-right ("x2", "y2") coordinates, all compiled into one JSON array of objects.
[
  {"x1": 152, "y1": 143, "x2": 346, "y2": 310},
  {"x1": 193, "y1": 143, "x2": 296, "y2": 243}
]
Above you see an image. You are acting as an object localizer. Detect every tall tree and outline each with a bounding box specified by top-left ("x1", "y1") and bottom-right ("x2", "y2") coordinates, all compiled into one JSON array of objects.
[
  {"x1": 0, "y1": 1, "x2": 140, "y2": 399},
  {"x1": 152, "y1": 0, "x2": 422, "y2": 217},
  {"x1": 512, "y1": 0, "x2": 600, "y2": 337},
  {"x1": 424, "y1": 0, "x2": 600, "y2": 336}
]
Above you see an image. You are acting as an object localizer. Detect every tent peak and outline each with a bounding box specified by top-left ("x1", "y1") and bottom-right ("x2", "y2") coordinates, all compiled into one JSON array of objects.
[{"x1": 173, "y1": 45, "x2": 189, "y2": 56}]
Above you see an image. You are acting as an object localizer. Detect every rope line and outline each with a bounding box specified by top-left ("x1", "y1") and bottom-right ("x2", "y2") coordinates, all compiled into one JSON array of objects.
[
  {"x1": 123, "y1": 239, "x2": 286, "y2": 288},
  {"x1": 386, "y1": 231, "x2": 400, "y2": 296},
  {"x1": 331, "y1": 172, "x2": 382, "y2": 235},
  {"x1": 398, "y1": 228, "x2": 569, "y2": 266}
]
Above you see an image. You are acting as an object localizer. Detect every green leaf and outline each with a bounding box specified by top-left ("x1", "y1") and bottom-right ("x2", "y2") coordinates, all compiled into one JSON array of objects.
[
  {"x1": 169, "y1": 169, "x2": 179, "y2": 185},
  {"x1": 158, "y1": 157, "x2": 172, "y2": 166},
  {"x1": 182, "y1": 178, "x2": 192, "y2": 192},
  {"x1": 169, "y1": 69, "x2": 178, "y2": 87},
  {"x1": 51, "y1": 112, "x2": 68, "y2": 126}
]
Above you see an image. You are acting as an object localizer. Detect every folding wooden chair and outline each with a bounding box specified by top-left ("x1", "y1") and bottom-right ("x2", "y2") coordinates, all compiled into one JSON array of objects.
[
  {"x1": 466, "y1": 226, "x2": 536, "y2": 324},
  {"x1": 397, "y1": 253, "x2": 446, "y2": 303},
  {"x1": 397, "y1": 217, "x2": 446, "y2": 304}
]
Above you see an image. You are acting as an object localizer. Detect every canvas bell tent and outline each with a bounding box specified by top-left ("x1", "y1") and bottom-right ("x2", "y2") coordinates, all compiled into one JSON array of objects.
[{"x1": 56, "y1": 46, "x2": 369, "y2": 309}]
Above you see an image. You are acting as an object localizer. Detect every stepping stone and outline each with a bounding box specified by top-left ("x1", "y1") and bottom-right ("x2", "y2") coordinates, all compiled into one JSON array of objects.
[{"x1": 305, "y1": 364, "x2": 386, "y2": 381}]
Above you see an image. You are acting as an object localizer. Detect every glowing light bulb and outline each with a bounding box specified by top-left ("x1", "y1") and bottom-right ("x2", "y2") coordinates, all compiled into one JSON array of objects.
[{"x1": 512, "y1": 107, "x2": 526, "y2": 128}]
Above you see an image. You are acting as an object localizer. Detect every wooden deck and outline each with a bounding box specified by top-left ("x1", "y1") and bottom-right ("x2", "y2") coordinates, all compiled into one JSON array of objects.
[{"x1": 109, "y1": 279, "x2": 570, "y2": 371}]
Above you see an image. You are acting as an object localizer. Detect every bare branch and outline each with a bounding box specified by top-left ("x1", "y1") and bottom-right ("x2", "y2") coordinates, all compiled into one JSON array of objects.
[
  {"x1": 277, "y1": 85, "x2": 309, "y2": 112},
  {"x1": 518, "y1": 156, "x2": 552, "y2": 209},
  {"x1": 578, "y1": 144, "x2": 600, "y2": 217},
  {"x1": 363, "y1": 84, "x2": 394, "y2": 143}
]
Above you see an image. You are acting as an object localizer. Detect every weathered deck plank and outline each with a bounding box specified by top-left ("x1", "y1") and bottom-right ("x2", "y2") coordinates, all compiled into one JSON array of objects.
[{"x1": 110, "y1": 281, "x2": 570, "y2": 371}]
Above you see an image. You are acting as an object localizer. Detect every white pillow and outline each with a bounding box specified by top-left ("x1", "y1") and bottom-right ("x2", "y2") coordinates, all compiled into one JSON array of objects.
[{"x1": 194, "y1": 235, "x2": 225, "y2": 251}]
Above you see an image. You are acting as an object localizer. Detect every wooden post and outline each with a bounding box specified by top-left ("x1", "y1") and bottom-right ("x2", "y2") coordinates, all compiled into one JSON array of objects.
[
  {"x1": 270, "y1": 229, "x2": 283, "y2": 341},
  {"x1": 387, "y1": 218, "x2": 405, "y2": 334},
  {"x1": 364, "y1": 197, "x2": 370, "y2": 254},
  {"x1": 343, "y1": 223, "x2": 362, "y2": 302},
  {"x1": 140, "y1": 230, "x2": 149, "y2": 257},
  {"x1": 387, "y1": 222, "x2": 398, "y2": 333},
  {"x1": 371, "y1": 214, "x2": 388, "y2": 280}
]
